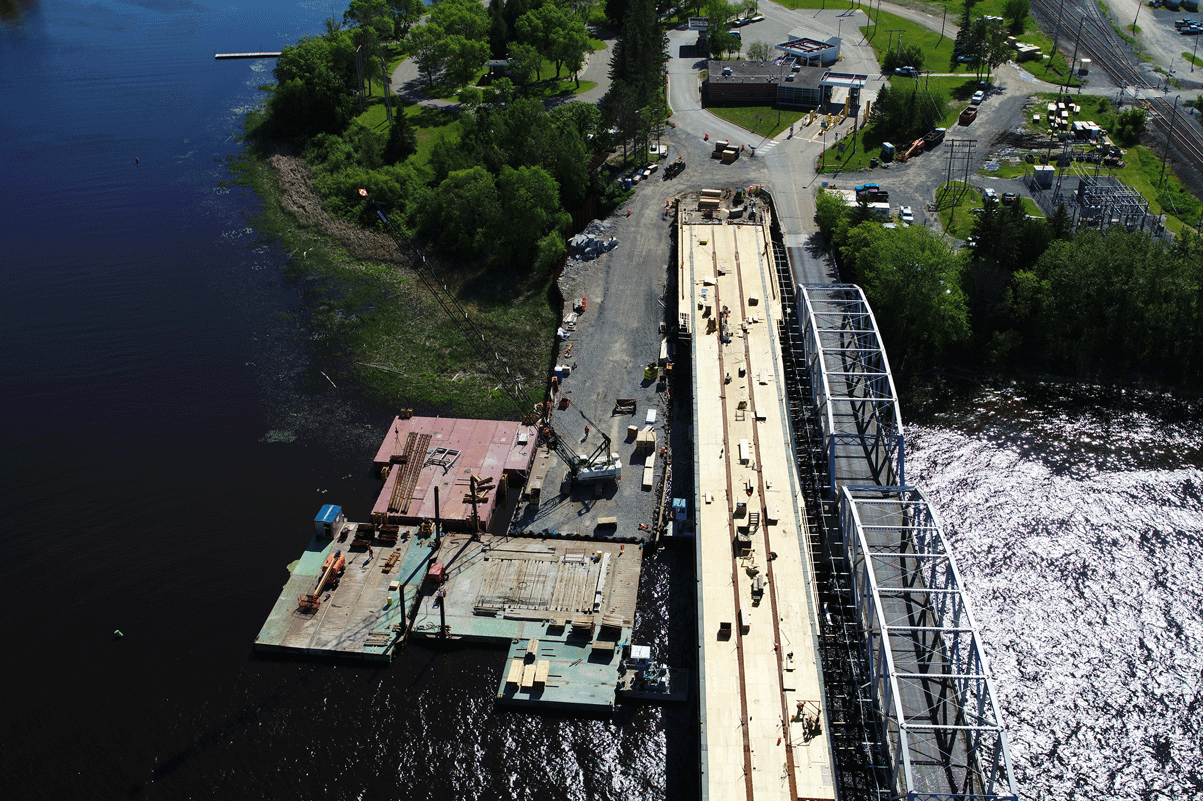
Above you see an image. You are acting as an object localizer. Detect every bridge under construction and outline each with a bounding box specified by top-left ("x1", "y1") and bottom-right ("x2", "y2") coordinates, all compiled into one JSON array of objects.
[{"x1": 677, "y1": 189, "x2": 1017, "y2": 801}]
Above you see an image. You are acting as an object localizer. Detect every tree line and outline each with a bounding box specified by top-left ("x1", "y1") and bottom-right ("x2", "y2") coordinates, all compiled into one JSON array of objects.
[
  {"x1": 253, "y1": 0, "x2": 669, "y2": 275},
  {"x1": 815, "y1": 191, "x2": 1203, "y2": 387}
]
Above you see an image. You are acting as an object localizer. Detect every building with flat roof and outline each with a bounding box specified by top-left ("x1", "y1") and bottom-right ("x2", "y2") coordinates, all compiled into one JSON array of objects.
[
  {"x1": 706, "y1": 60, "x2": 865, "y2": 109},
  {"x1": 775, "y1": 33, "x2": 841, "y2": 65}
]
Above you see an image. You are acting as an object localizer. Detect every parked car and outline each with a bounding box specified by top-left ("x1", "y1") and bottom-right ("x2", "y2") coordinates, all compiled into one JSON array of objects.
[
  {"x1": 982, "y1": 187, "x2": 999, "y2": 202},
  {"x1": 1002, "y1": 192, "x2": 1017, "y2": 206},
  {"x1": 895, "y1": 66, "x2": 918, "y2": 77},
  {"x1": 971, "y1": 90, "x2": 985, "y2": 104},
  {"x1": 958, "y1": 54, "x2": 976, "y2": 63},
  {"x1": 899, "y1": 206, "x2": 914, "y2": 223}
]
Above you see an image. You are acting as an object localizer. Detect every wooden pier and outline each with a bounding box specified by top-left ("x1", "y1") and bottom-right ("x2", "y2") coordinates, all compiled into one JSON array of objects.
[{"x1": 214, "y1": 52, "x2": 282, "y2": 60}]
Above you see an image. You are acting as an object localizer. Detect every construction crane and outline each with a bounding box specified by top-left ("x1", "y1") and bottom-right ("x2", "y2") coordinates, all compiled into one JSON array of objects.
[{"x1": 366, "y1": 196, "x2": 616, "y2": 484}]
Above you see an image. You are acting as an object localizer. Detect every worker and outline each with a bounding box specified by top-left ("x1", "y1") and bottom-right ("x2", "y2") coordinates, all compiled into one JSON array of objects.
[{"x1": 584, "y1": 425, "x2": 590, "y2": 437}]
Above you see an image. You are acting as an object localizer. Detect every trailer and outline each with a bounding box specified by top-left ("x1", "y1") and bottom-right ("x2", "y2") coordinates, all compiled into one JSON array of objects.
[{"x1": 959, "y1": 106, "x2": 978, "y2": 125}]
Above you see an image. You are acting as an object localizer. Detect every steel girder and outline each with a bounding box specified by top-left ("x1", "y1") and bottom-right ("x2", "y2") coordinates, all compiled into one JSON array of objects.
[{"x1": 838, "y1": 486, "x2": 1017, "y2": 801}]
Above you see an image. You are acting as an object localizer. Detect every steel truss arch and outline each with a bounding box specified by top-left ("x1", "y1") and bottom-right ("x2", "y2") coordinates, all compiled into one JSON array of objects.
[
  {"x1": 839, "y1": 485, "x2": 1017, "y2": 801},
  {"x1": 799, "y1": 284, "x2": 905, "y2": 494}
]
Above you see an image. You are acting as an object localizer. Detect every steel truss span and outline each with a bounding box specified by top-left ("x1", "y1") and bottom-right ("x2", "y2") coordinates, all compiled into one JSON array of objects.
[
  {"x1": 799, "y1": 284, "x2": 905, "y2": 495},
  {"x1": 839, "y1": 486, "x2": 1017, "y2": 801}
]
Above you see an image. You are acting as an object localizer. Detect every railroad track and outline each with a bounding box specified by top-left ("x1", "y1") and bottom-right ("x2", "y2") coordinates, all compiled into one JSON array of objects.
[{"x1": 1029, "y1": 0, "x2": 1203, "y2": 176}]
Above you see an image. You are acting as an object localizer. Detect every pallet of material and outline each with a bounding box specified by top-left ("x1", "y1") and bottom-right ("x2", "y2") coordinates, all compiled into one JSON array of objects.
[
  {"x1": 642, "y1": 464, "x2": 655, "y2": 490},
  {"x1": 534, "y1": 660, "x2": 550, "y2": 687},
  {"x1": 507, "y1": 658, "x2": 524, "y2": 688},
  {"x1": 377, "y1": 524, "x2": 399, "y2": 546}
]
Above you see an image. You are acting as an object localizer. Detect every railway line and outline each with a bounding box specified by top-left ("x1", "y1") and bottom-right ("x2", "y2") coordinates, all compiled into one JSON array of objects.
[{"x1": 1030, "y1": 0, "x2": 1203, "y2": 185}]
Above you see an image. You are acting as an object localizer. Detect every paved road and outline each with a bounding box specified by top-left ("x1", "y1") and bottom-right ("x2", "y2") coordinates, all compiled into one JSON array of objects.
[{"x1": 385, "y1": 0, "x2": 1083, "y2": 271}]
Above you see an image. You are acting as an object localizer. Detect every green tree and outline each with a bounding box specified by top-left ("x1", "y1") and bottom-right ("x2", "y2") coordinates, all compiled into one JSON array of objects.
[
  {"x1": 388, "y1": 0, "x2": 425, "y2": 41},
  {"x1": 413, "y1": 166, "x2": 503, "y2": 257},
  {"x1": 1109, "y1": 107, "x2": 1146, "y2": 147},
  {"x1": 1003, "y1": 0, "x2": 1029, "y2": 35},
  {"x1": 745, "y1": 40, "x2": 771, "y2": 62},
  {"x1": 409, "y1": 24, "x2": 447, "y2": 88},
  {"x1": 547, "y1": 11, "x2": 590, "y2": 80},
  {"x1": 383, "y1": 113, "x2": 418, "y2": 163},
  {"x1": 814, "y1": 189, "x2": 849, "y2": 245},
  {"x1": 268, "y1": 34, "x2": 358, "y2": 139},
  {"x1": 843, "y1": 223, "x2": 970, "y2": 375},
  {"x1": 496, "y1": 164, "x2": 571, "y2": 267},
  {"x1": 444, "y1": 34, "x2": 490, "y2": 87},
  {"x1": 345, "y1": 0, "x2": 395, "y2": 39},
  {"x1": 430, "y1": 0, "x2": 489, "y2": 40},
  {"x1": 508, "y1": 41, "x2": 542, "y2": 84},
  {"x1": 488, "y1": 0, "x2": 509, "y2": 59}
]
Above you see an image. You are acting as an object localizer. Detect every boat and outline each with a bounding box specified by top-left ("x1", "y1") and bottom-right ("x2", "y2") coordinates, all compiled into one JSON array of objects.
[{"x1": 616, "y1": 645, "x2": 689, "y2": 703}]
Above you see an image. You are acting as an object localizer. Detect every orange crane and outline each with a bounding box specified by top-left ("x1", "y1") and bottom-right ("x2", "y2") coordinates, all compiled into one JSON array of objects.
[{"x1": 297, "y1": 550, "x2": 346, "y2": 612}]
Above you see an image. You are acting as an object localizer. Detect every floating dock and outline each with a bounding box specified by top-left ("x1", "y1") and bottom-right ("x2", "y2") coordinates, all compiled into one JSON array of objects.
[
  {"x1": 214, "y1": 52, "x2": 282, "y2": 59},
  {"x1": 411, "y1": 533, "x2": 642, "y2": 712},
  {"x1": 254, "y1": 414, "x2": 649, "y2": 705},
  {"x1": 254, "y1": 508, "x2": 434, "y2": 661}
]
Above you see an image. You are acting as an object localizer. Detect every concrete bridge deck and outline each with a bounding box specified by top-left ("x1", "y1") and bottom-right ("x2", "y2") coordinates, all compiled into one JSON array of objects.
[{"x1": 679, "y1": 192, "x2": 837, "y2": 801}]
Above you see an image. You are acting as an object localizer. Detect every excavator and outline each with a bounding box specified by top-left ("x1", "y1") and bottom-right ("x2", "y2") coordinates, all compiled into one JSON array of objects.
[{"x1": 297, "y1": 550, "x2": 346, "y2": 612}]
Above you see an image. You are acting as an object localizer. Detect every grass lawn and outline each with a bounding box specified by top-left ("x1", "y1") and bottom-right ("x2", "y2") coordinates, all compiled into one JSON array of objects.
[
  {"x1": 1184, "y1": 51, "x2": 1203, "y2": 69},
  {"x1": 1020, "y1": 196, "x2": 1043, "y2": 217},
  {"x1": 706, "y1": 104, "x2": 810, "y2": 138},
  {"x1": 935, "y1": 180, "x2": 985, "y2": 239},
  {"x1": 816, "y1": 75, "x2": 979, "y2": 174},
  {"x1": 855, "y1": 7, "x2": 1080, "y2": 87}
]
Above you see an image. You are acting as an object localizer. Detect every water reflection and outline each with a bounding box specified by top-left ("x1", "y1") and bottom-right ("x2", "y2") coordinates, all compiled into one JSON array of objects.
[{"x1": 908, "y1": 383, "x2": 1203, "y2": 801}]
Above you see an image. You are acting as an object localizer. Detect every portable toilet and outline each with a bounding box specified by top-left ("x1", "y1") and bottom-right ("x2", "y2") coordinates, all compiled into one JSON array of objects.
[
  {"x1": 314, "y1": 504, "x2": 345, "y2": 539},
  {"x1": 880, "y1": 142, "x2": 895, "y2": 163},
  {"x1": 673, "y1": 497, "x2": 688, "y2": 522}
]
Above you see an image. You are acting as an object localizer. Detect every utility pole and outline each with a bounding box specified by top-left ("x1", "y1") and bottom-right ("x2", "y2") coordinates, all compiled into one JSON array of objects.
[
  {"x1": 380, "y1": 57, "x2": 393, "y2": 124},
  {"x1": 884, "y1": 29, "x2": 901, "y2": 56},
  {"x1": 1052, "y1": 0, "x2": 1066, "y2": 55},
  {"x1": 939, "y1": 7, "x2": 947, "y2": 44},
  {"x1": 1068, "y1": 15, "x2": 1085, "y2": 88},
  {"x1": 1158, "y1": 96, "x2": 1181, "y2": 191}
]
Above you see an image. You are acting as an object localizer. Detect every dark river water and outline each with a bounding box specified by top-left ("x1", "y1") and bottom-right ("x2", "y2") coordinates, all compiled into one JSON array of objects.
[
  {"x1": 0, "y1": 2, "x2": 683, "y2": 799},
  {"x1": 2, "y1": 1, "x2": 1199, "y2": 799}
]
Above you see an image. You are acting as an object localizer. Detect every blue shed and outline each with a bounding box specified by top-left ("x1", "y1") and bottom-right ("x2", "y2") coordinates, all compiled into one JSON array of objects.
[{"x1": 314, "y1": 504, "x2": 345, "y2": 539}]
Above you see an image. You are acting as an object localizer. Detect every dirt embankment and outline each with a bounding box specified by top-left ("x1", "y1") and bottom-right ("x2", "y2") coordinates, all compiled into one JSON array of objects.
[{"x1": 267, "y1": 152, "x2": 403, "y2": 263}]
